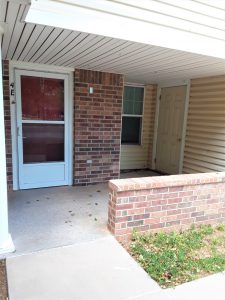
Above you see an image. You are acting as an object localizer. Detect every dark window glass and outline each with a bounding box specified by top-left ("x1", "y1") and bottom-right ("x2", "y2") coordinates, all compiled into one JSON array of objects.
[
  {"x1": 21, "y1": 76, "x2": 64, "y2": 121},
  {"x1": 121, "y1": 117, "x2": 141, "y2": 144},
  {"x1": 23, "y1": 124, "x2": 64, "y2": 163}
]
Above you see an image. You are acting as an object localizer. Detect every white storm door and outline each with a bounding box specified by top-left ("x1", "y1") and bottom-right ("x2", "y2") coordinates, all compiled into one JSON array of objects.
[
  {"x1": 156, "y1": 85, "x2": 187, "y2": 174},
  {"x1": 16, "y1": 70, "x2": 70, "y2": 189}
]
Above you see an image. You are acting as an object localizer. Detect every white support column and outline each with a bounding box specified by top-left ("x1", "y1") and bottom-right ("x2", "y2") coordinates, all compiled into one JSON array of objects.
[{"x1": 0, "y1": 25, "x2": 15, "y2": 255}]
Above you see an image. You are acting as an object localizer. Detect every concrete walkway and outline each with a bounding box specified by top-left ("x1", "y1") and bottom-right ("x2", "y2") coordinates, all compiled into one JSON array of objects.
[
  {"x1": 7, "y1": 236, "x2": 160, "y2": 300},
  {"x1": 6, "y1": 236, "x2": 225, "y2": 300},
  {"x1": 153, "y1": 271, "x2": 225, "y2": 300}
]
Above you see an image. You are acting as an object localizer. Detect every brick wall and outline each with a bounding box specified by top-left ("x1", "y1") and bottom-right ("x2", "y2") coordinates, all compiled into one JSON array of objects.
[
  {"x1": 2, "y1": 60, "x2": 12, "y2": 190},
  {"x1": 74, "y1": 69, "x2": 124, "y2": 185},
  {"x1": 108, "y1": 172, "x2": 225, "y2": 241}
]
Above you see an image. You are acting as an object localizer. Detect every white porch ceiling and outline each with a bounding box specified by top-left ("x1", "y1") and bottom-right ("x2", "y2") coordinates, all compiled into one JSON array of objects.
[{"x1": 1, "y1": 0, "x2": 225, "y2": 84}]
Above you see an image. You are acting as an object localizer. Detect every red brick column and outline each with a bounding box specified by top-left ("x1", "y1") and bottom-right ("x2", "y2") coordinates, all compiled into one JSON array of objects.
[
  {"x1": 2, "y1": 60, "x2": 12, "y2": 190},
  {"x1": 74, "y1": 69, "x2": 124, "y2": 185},
  {"x1": 108, "y1": 172, "x2": 225, "y2": 242}
]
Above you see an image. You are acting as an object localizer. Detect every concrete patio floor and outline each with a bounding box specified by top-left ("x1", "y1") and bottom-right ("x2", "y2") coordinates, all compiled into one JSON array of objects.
[
  {"x1": 8, "y1": 183, "x2": 109, "y2": 256},
  {"x1": 120, "y1": 169, "x2": 161, "y2": 179},
  {"x1": 7, "y1": 169, "x2": 160, "y2": 256}
]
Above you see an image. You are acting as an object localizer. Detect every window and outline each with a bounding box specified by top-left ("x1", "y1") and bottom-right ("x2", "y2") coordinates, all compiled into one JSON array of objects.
[{"x1": 121, "y1": 86, "x2": 144, "y2": 145}]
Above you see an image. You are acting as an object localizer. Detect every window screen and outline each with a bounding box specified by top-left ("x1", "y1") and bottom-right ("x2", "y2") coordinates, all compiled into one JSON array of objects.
[{"x1": 123, "y1": 86, "x2": 144, "y2": 115}]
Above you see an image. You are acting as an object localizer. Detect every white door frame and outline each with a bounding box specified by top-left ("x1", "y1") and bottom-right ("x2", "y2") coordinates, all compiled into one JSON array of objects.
[
  {"x1": 152, "y1": 79, "x2": 190, "y2": 174},
  {"x1": 9, "y1": 60, "x2": 74, "y2": 190}
]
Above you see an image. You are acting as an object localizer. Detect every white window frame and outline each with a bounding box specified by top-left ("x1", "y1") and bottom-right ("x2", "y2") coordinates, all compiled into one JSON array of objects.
[{"x1": 121, "y1": 84, "x2": 145, "y2": 146}]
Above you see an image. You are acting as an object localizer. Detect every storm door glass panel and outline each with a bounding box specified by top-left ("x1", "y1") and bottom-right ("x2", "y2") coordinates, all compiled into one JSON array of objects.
[
  {"x1": 21, "y1": 76, "x2": 64, "y2": 121},
  {"x1": 20, "y1": 75, "x2": 65, "y2": 164},
  {"x1": 23, "y1": 124, "x2": 64, "y2": 163}
]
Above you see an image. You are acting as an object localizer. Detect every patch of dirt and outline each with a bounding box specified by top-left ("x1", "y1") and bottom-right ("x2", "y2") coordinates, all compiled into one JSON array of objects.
[
  {"x1": 195, "y1": 230, "x2": 225, "y2": 259},
  {"x1": 0, "y1": 259, "x2": 8, "y2": 300}
]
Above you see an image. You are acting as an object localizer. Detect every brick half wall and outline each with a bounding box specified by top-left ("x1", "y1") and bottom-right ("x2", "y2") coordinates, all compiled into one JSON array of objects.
[
  {"x1": 74, "y1": 69, "x2": 124, "y2": 185},
  {"x1": 108, "y1": 172, "x2": 225, "y2": 241}
]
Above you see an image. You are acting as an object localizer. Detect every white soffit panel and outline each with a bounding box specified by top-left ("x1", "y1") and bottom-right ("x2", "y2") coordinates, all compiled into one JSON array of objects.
[
  {"x1": 25, "y1": 0, "x2": 225, "y2": 59},
  {"x1": 1, "y1": 0, "x2": 225, "y2": 83}
]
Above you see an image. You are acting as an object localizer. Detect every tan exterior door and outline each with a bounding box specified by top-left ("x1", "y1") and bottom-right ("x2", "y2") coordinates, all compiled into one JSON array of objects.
[{"x1": 156, "y1": 85, "x2": 187, "y2": 174}]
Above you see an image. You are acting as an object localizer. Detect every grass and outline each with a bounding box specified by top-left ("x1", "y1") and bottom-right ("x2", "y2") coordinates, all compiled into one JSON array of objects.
[{"x1": 128, "y1": 224, "x2": 225, "y2": 288}]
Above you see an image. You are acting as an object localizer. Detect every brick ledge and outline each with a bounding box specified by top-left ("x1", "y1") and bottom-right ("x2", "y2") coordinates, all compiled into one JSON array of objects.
[{"x1": 109, "y1": 172, "x2": 225, "y2": 192}]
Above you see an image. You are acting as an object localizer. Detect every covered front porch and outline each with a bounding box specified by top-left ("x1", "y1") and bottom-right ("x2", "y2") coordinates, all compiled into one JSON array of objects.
[{"x1": 0, "y1": 0, "x2": 225, "y2": 255}]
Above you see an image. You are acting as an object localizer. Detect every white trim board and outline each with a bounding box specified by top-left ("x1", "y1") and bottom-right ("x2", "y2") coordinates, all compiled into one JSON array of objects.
[
  {"x1": 151, "y1": 79, "x2": 190, "y2": 174},
  {"x1": 10, "y1": 60, "x2": 74, "y2": 73},
  {"x1": 9, "y1": 60, "x2": 74, "y2": 190}
]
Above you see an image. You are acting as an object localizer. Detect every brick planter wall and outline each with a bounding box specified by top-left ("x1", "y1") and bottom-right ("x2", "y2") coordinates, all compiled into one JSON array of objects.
[
  {"x1": 2, "y1": 60, "x2": 12, "y2": 190},
  {"x1": 74, "y1": 69, "x2": 124, "y2": 185},
  {"x1": 108, "y1": 172, "x2": 225, "y2": 241}
]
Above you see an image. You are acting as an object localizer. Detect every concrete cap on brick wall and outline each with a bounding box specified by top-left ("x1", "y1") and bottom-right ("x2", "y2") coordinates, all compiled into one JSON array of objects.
[{"x1": 109, "y1": 172, "x2": 225, "y2": 192}]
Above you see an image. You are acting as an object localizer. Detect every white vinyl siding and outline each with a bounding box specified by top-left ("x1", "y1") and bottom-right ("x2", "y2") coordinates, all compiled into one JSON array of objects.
[
  {"x1": 120, "y1": 84, "x2": 157, "y2": 170},
  {"x1": 183, "y1": 75, "x2": 225, "y2": 173}
]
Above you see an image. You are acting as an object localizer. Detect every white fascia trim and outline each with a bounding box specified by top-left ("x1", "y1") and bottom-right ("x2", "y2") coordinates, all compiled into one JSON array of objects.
[{"x1": 25, "y1": 0, "x2": 225, "y2": 59}]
